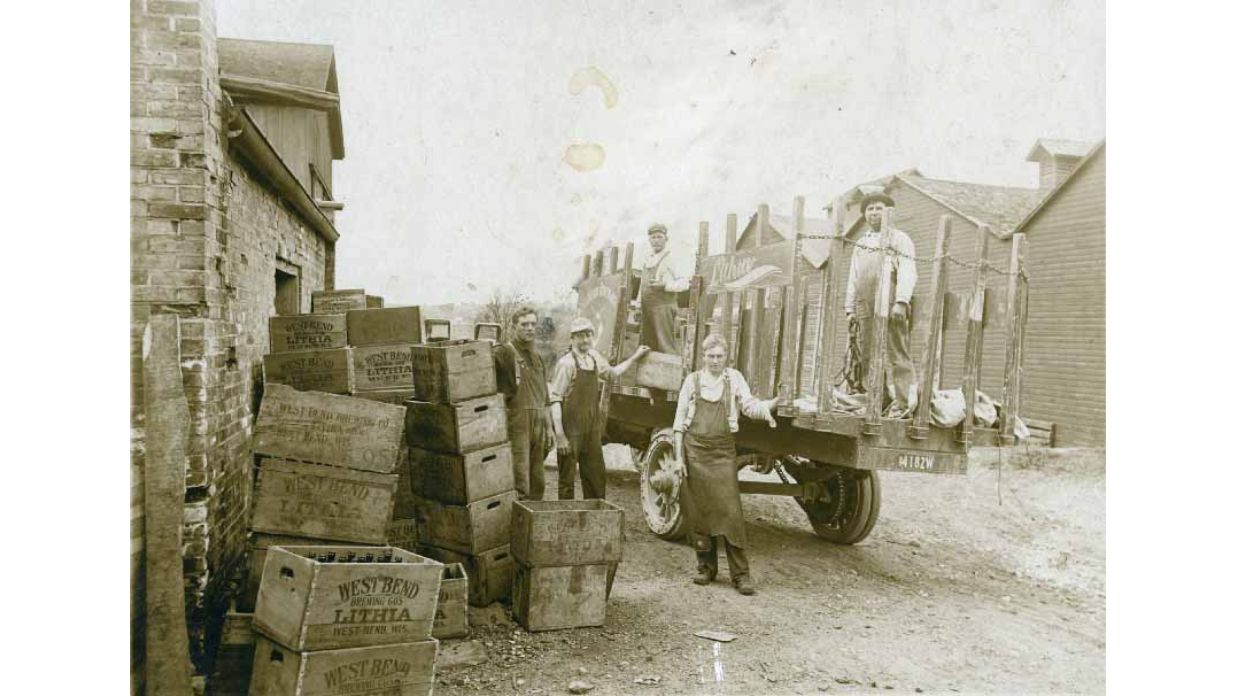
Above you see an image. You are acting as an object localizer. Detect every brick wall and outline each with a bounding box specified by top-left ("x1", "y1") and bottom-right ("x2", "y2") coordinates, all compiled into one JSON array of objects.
[{"x1": 131, "y1": 0, "x2": 330, "y2": 686}]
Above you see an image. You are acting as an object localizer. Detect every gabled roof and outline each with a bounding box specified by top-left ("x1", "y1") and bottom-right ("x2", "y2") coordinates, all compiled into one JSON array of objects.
[
  {"x1": 895, "y1": 173, "x2": 1044, "y2": 238},
  {"x1": 1025, "y1": 138, "x2": 1093, "y2": 161},
  {"x1": 218, "y1": 38, "x2": 344, "y2": 158},
  {"x1": 1013, "y1": 139, "x2": 1106, "y2": 235},
  {"x1": 737, "y1": 213, "x2": 832, "y2": 267}
]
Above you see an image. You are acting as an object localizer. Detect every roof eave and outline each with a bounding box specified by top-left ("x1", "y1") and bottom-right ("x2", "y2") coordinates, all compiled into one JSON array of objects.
[
  {"x1": 1012, "y1": 139, "x2": 1106, "y2": 235},
  {"x1": 226, "y1": 106, "x2": 340, "y2": 243}
]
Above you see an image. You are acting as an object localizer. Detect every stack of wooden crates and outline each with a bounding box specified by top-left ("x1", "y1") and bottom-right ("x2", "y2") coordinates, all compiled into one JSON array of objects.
[
  {"x1": 510, "y1": 500, "x2": 624, "y2": 631},
  {"x1": 405, "y1": 339, "x2": 519, "y2": 608},
  {"x1": 248, "y1": 543, "x2": 444, "y2": 695}
]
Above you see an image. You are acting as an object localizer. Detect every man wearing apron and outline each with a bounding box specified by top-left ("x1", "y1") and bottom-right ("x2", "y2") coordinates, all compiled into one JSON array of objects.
[
  {"x1": 493, "y1": 306, "x2": 550, "y2": 500},
  {"x1": 549, "y1": 318, "x2": 650, "y2": 500},
  {"x1": 672, "y1": 334, "x2": 778, "y2": 595},
  {"x1": 640, "y1": 224, "x2": 690, "y2": 354}
]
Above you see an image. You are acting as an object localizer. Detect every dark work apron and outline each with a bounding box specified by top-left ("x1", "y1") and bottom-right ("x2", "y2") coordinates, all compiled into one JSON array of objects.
[
  {"x1": 641, "y1": 255, "x2": 681, "y2": 354},
  {"x1": 682, "y1": 372, "x2": 748, "y2": 548}
]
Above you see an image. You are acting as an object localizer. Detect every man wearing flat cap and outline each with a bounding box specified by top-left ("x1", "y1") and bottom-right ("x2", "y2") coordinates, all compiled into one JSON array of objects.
[
  {"x1": 844, "y1": 190, "x2": 918, "y2": 418},
  {"x1": 640, "y1": 224, "x2": 691, "y2": 354},
  {"x1": 549, "y1": 317, "x2": 650, "y2": 499}
]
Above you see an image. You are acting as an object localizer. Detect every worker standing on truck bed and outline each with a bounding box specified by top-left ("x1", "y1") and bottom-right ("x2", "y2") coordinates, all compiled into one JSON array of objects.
[
  {"x1": 844, "y1": 190, "x2": 918, "y2": 418},
  {"x1": 640, "y1": 223, "x2": 690, "y2": 354},
  {"x1": 673, "y1": 334, "x2": 778, "y2": 595},
  {"x1": 550, "y1": 318, "x2": 651, "y2": 500},
  {"x1": 493, "y1": 306, "x2": 551, "y2": 501}
]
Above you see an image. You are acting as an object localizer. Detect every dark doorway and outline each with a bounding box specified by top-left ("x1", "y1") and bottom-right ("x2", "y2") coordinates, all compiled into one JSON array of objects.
[{"x1": 274, "y1": 263, "x2": 300, "y2": 316}]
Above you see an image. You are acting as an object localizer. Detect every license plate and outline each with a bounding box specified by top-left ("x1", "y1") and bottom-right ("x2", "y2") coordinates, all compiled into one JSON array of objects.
[{"x1": 896, "y1": 454, "x2": 935, "y2": 472}]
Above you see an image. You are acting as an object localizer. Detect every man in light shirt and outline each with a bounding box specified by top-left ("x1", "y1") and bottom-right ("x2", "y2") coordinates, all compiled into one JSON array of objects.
[
  {"x1": 844, "y1": 191, "x2": 918, "y2": 418},
  {"x1": 640, "y1": 224, "x2": 691, "y2": 354}
]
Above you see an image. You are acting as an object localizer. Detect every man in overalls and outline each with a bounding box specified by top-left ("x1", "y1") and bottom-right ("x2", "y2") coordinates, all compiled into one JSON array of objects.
[
  {"x1": 640, "y1": 224, "x2": 691, "y2": 354},
  {"x1": 549, "y1": 318, "x2": 651, "y2": 499},
  {"x1": 493, "y1": 306, "x2": 550, "y2": 500},
  {"x1": 844, "y1": 191, "x2": 918, "y2": 418}
]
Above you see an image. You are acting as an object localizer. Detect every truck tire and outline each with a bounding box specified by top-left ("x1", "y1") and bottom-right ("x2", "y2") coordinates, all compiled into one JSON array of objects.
[
  {"x1": 784, "y1": 461, "x2": 881, "y2": 545},
  {"x1": 638, "y1": 428, "x2": 688, "y2": 541}
]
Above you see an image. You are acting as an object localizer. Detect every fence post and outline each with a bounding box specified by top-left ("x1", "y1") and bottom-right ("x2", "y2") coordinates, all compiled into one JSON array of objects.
[
  {"x1": 910, "y1": 215, "x2": 952, "y2": 439},
  {"x1": 957, "y1": 224, "x2": 991, "y2": 445},
  {"x1": 862, "y1": 207, "x2": 896, "y2": 435},
  {"x1": 1000, "y1": 233, "x2": 1027, "y2": 445}
]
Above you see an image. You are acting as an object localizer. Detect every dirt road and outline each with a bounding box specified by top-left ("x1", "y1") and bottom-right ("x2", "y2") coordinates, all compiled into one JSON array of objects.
[{"x1": 437, "y1": 447, "x2": 1106, "y2": 695}]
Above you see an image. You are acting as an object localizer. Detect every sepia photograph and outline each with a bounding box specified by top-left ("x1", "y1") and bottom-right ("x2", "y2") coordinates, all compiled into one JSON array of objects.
[{"x1": 123, "y1": 1, "x2": 1119, "y2": 694}]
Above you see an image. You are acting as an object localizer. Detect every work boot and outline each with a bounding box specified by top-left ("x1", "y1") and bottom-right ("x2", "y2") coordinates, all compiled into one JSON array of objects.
[
  {"x1": 693, "y1": 568, "x2": 716, "y2": 586},
  {"x1": 734, "y1": 576, "x2": 756, "y2": 595}
]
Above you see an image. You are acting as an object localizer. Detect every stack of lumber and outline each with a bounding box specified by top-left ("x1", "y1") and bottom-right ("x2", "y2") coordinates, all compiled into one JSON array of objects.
[
  {"x1": 510, "y1": 500, "x2": 624, "y2": 631},
  {"x1": 405, "y1": 339, "x2": 517, "y2": 608},
  {"x1": 249, "y1": 544, "x2": 443, "y2": 696}
]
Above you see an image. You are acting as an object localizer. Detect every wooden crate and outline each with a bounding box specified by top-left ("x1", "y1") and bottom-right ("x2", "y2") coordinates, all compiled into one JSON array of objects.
[
  {"x1": 404, "y1": 394, "x2": 506, "y2": 454},
  {"x1": 269, "y1": 314, "x2": 348, "y2": 353},
  {"x1": 512, "y1": 562, "x2": 610, "y2": 632},
  {"x1": 312, "y1": 289, "x2": 368, "y2": 314},
  {"x1": 410, "y1": 340, "x2": 497, "y2": 404},
  {"x1": 411, "y1": 490, "x2": 517, "y2": 555},
  {"x1": 346, "y1": 307, "x2": 423, "y2": 347},
  {"x1": 387, "y1": 517, "x2": 417, "y2": 551},
  {"x1": 433, "y1": 563, "x2": 469, "y2": 640},
  {"x1": 365, "y1": 295, "x2": 384, "y2": 309},
  {"x1": 255, "y1": 384, "x2": 406, "y2": 473},
  {"x1": 249, "y1": 635, "x2": 437, "y2": 696},
  {"x1": 251, "y1": 459, "x2": 397, "y2": 543},
  {"x1": 254, "y1": 545, "x2": 443, "y2": 651},
  {"x1": 264, "y1": 348, "x2": 355, "y2": 395},
  {"x1": 510, "y1": 499, "x2": 624, "y2": 567},
  {"x1": 241, "y1": 534, "x2": 365, "y2": 613},
  {"x1": 351, "y1": 388, "x2": 416, "y2": 405},
  {"x1": 393, "y1": 448, "x2": 415, "y2": 518},
  {"x1": 416, "y1": 544, "x2": 514, "y2": 607},
  {"x1": 408, "y1": 443, "x2": 514, "y2": 505},
  {"x1": 352, "y1": 343, "x2": 416, "y2": 391}
]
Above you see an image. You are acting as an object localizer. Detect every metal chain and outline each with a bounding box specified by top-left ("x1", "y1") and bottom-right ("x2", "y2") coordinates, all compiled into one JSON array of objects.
[{"x1": 799, "y1": 233, "x2": 1027, "y2": 279}]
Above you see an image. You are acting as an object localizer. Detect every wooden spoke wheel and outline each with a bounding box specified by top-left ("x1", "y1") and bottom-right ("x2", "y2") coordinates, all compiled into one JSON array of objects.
[
  {"x1": 782, "y1": 460, "x2": 881, "y2": 545},
  {"x1": 638, "y1": 428, "x2": 688, "y2": 541}
]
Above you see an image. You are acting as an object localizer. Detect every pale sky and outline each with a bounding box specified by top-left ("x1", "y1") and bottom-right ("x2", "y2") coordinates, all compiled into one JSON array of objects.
[{"x1": 218, "y1": 0, "x2": 1104, "y2": 306}]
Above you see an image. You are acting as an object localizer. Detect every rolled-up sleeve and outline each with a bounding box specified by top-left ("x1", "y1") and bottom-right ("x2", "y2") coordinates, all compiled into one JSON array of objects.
[
  {"x1": 672, "y1": 377, "x2": 693, "y2": 432},
  {"x1": 548, "y1": 355, "x2": 574, "y2": 404},
  {"x1": 731, "y1": 370, "x2": 772, "y2": 422},
  {"x1": 593, "y1": 351, "x2": 614, "y2": 379}
]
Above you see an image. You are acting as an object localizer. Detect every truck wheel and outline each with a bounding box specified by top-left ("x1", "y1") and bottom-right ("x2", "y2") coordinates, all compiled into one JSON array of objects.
[
  {"x1": 785, "y1": 462, "x2": 881, "y2": 545},
  {"x1": 638, "y1": 428, "x2": 688, "y2": 541}
]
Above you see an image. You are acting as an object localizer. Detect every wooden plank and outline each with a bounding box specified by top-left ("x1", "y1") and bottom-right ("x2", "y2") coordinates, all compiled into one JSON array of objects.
[
  {"x1": 417, "y1": 544, "x2": 515, "y2": 607},
  {"x1": 510, "y1": 499, "x2": 624, "y2": 567},
  {"x1": 581, "y1": 253, "x2": 592, "y2": 282},
  {"x1": 1000, "y1": 234, "x2": 1027, "y2": 445},
  {"x1": 220, "y1": 74, "x2": 340, "y2": 111},
  {"x1": 141, "y1": 314, "x2": 194, "y2": 696},
  {"x1": 409, "y1": 340, "x2": 496, "y2": 404},
  {"x1": 957, "y1": 224, "x2": 991, "y2": 445},
  {"x1": 411, "y1": 490, "x2": 518, "y2": 555},
  {"x1": 814, "y1": 197, "x2": 847, "y2": 418},
  {"x1": 433, "y1": 563, "x2": 470, "y2": 640},
  {"x1": 779, "y1": 196, "x2": 805, "y2": 402},
  {"x1": 751, "y1": 288, "x2": 768, "y2": 395},
  {"x1": 721, "y1": 214, "x2": 737, "y2": 357},
  {"x1": 737, "y1": 481, "x2": 805, "y2": 496},
  {"x1": 692, "y1": 221, "x2": 711, "y2": 370},
  {"x1": 862, "y1": 207, "x2": 896, "y2": 433},
  {"x1": 635, "y1": 351, "x2": 685, "y2": 391},
  {"x1": 910, "y1": 215, "x2": 952, "y2": 438}
]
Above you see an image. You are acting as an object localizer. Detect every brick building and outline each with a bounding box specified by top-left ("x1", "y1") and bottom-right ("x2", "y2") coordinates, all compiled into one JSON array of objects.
[{"x1": 130, "y1": 0, "x2": 345, "y2": 689}]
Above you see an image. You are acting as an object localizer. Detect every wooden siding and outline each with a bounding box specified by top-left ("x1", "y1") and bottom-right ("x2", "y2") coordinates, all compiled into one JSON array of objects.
[
  {"x1": 1016, "y1": 146, "x2": 1106, "y2": 446},
  {"x1": 247, "y1": 105, "x2": 335, "y2": 196}
]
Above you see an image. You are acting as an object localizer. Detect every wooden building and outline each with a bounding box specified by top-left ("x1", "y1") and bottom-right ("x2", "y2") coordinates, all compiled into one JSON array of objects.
[{"x1": 1012, "y1": 140, "x2": 1106, "y2": 447}]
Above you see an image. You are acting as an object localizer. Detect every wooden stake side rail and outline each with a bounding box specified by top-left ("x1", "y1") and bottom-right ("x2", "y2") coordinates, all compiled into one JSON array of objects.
[{"x1": 585, "y1": 196, "x2": 1029, "y2": 459}]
